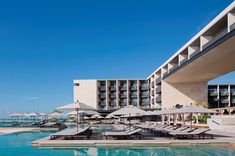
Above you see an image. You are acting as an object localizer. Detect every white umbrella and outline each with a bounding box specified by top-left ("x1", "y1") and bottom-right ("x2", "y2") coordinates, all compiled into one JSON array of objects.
[
  {"x1": 174, "y1": 105, "x2": 217, "y2": 130},
  {"x1": 105, "y1": 114, "x2": 119, "y2": 119},
  {"x1": 28, "y1": 112, "x2": 38, "y2": 117},
  {"x1": 38, "y1": 113, "x2": 47, "y2": 117},
  {"x1": 57, "y1": 101, "x2": 96, "y2": 131},
  {"x1": 110, "y1": 106, "x2": 146, "y2": 116},
  {"x1": 48, "y1": 112, "x2": 63, "y2": 118},
  {"x1": 9, "y1": 113, "x2": 23, "y2": 117},
  {"x1": 90, "y1": 114, "x2": 103, "y2": 119},
  {"x1": 67, "y1": 110, "x2": 97, "y2": 116},
  {"x1": 84, "y1": 116, "x2": 89, "y2": 120}
]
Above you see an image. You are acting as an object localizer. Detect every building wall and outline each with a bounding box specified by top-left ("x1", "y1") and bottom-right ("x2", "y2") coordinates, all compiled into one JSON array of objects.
[
  {"x1": 161, "y1": 81, "x2": 208, "y2": 108},
  {"x1": 73, "y1": 80, "x2": 97, "y2": 109}
]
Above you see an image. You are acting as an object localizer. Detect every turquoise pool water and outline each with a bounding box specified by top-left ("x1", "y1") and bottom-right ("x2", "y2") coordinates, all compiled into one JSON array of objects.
[{"x1": 0, "y1": 131, "x2": 235, "y2": 156}]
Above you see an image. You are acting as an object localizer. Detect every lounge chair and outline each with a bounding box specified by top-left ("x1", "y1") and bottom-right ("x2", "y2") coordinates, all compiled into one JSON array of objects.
[
  {"x1": 40, "y1": 122, "x2": 66, "y2": 130},
  {"x1": 103, "y1": 128, "x2": 143, "y2": 140},
  {"x1": 50, "y1": 126, "x2": 92, "y2": 140},
  {"x1": 169, "y1": 128, "x2": 211, "y2": 139}
]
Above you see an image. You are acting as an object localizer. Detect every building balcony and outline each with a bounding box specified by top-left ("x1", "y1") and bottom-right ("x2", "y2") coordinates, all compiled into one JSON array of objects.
[
  {"x1": 202, "y1": 28, "x2": 228, "y2": 50},
  {"x1": 109, "y1": 94, "x2": 116, "y2": 98},
  {"x1": 99, "y1": 94, "x2": 106, "y2": 99},
  {"x1": 179, "y1": 57, "x2": 188, "y2": 65},
  {"x1": 155, "y1": 77, "x2": 161, "y2": 85},
  {"x1": 140, "y1": 85, "x2": 149, "y2": 90},
  {"x1": 140, "y1": 101, "x2": 149, "y2": 106},
  {"x1": 156, "y1": 96, "x2": 161, "y2": 103},
  {"x1": 209, "y1": 91, "x2": 218, "y2": 96},
  {"x1": 141, "y1": 93, "x2": 149, "y2": 98},
  {"x1": 109, "y1": 101, "x2": 116, "y2": 106},
  {"x1": 168, "y1": 65, "x2": 179, "y2": 73},
  {"x1": 120, "y1": 86, "x2": 127, "y2": 91},
  {"x1": 120, "y1": 93, "x2": 127, "y2": 98},
  {"x1": 231, "y1": 99, "x2": 235, "y2": 104},
  {"x1": 99, "y1": 101, "x2": 106, "y2": 106},
  {"x1": 162, "y1": 72, "x2": 168, "y2": 78},
  {"x1": 231, "y1": 91, "x2": 235, "y2": 96},
  {"x1": 156, "y1": 86, "x2": 161, "y2": 93},
  {"x1": 151, "y1": 81, "x2": 154, "y2": 88},
  {"x1": 99, "y1": 86, "x2": 106, "y2": 91},
  {"x1": 130, "y1": 94, "x2": 137, "y2": 98},
  {"x1": 189, "y1": 49, "x2": 200, "y2": 59},
  {"x1": 120, "y1": 102, "x2": 127, "y2": 106},
  {"x1": 109, "y1": 86, "x2": 116, "y2": 91},
  {"x1": 221, "y1": 98, "x2": 229, "y2": 104},
  {"x1": 130, "y1": 85, "x2": 137, "y2": 91},
  {"x1": 130, "y1": 101, "x2": 137, "y2": 106},
  {"x1": 220, "y1": 91, "x2": 229, "y2": 96}
]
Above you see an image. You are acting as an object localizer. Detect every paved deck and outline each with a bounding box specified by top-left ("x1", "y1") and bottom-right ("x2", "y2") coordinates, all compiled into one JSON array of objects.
[
  {"x1": 0, "y1": 127, "x2": 58, "y2": 135},
  {"x1": 32, "y1": 135, "x2": 235, "y2": 148}
]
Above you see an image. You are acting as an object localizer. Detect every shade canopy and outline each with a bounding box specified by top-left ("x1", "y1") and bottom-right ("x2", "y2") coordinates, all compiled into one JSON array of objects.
[
  {"x1": 28, "y1": 112, "x2": 38, "y2": 117},
  {"x1": 9, "y1": 113, "x2": 23, "y2": 117},
  {"x1": 38, "y1": 113, "x2": 47, "y2": 117},
  {"x1": 105, "y1": 114, "x2": 119, "y2": 119},
  {"x1": 57, "y1": 102, "x2": 97, "y2": 111},
  {"x1": 90, "y1": 114, "x2": 103, "y2": 119},
  {"x1": 84, "y1": 116, "x2": 89, "y2": 120},
  {"x1": 149, "y1": 108, "x2": 177, "y2": 116},
  {"x1": 110, "y1": 106, "x2": 146, "y2": 116},
  {"x1": 48, "y1": 112, "x2": 63, "y2": 118},
  {"x1": 67, "y1": 110, "x2": 97, "y2": 116},
  {"x1": 174, "y1": 105, "x2": 216, "y2": 114}
]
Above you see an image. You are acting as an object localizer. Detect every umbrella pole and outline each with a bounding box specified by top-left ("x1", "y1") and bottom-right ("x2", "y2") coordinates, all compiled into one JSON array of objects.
[
  {"x1": 76, "y1": 108, "x2": 79, "y2": 132},
  {"x1": 190, "y1": 113, "x2": 192, "y2": 131}
]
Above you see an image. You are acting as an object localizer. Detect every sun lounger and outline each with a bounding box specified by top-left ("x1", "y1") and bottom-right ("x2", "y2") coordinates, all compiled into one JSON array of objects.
[
  {"x1": 103, "y1": 128, "x2": 143, "y2": 140},
  {"x1": 50, "y1": 126, "x2": 92, "y2": 140},
  {"x1": 169, "y1": 128, "x2": 211, "y2": 139},
  {"x1": 40, "y1": 122, "x2": 66, "y2": 130}
]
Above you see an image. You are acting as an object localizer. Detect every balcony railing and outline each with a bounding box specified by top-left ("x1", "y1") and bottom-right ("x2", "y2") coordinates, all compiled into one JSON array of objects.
[
  {"x1": 209, "y1": 91, "x2": 218, "y2": 96},
  {"x1": 99, "y1": 101, "x2": 106, "y2": 106},
  {"x1": 120, "y1": 86, "x2": 127, "y2": 91},
  {"x1": 120, "y1": 102, "x2": 127, "y2": 106},
  {"x1": 141, "y1": 93, "x2": 149, "y2": 98},
  {"x1": 156, "y1": 96, "x2": 161, "y2": 103},
  {"x1": 130, "y1": 94, "x2": 137, "y2": 98},
  {"x1": 99, "y1": 94, "x2": 106, "y2": 98},
  {"x1": 220, "y1": 91, "x2": 229, "y2": 96},
  {"x1": 120, "y1": 93, "x2": 127, "y2": 98},
  {"x1": 231, "y1": 91, "x2": 235, "y2": 96},
  {"x1": 231, "y1": 99, "x2": 235, "y2": 104},
  {"x1": 156, "y1": 86, "x2": 161, "y2": 93},
  {"x1": 109, "y1": 101, "x2": 116, "y2": 106},
  {"x1": 155, "y1": 77, "x2": 161, "y2": 85},
  {"x1": 140, "y1": 85, "x2": 149, "y2": 90},
  {"x1": 109, "y1": 94, "x2": 116, "y2": 98},
  {"x1": 99, "y1": 86, "x2": 106, "y2": 91},
  {"x1": 130, "y1": 86, "x2": 137, "y2": 91},
  {"x1": 202, "y1": 28, "x2": 228, "y2": 50},
  {"x1": 220, "y1": 98, "x2": 229, "y2": 104},
  {"x1": 109, "y1": 86, "x2": 116, "y2": 91},
  {"x1": 130, "y1": 101, "x2": 137, "y2": 106},
  {"x1": 231, "y1": 23, "x2": 235, "y2": 31}
]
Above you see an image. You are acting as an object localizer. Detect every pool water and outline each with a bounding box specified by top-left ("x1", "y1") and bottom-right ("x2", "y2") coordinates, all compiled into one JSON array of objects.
[{"x1": 0, "y1": 131, "x2": 235, "y2": 156}]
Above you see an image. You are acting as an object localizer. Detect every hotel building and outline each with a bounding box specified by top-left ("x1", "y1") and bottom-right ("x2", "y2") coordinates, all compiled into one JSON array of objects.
[{"x1": 74, "y1": 2, "x2": 235, "y2": 112}]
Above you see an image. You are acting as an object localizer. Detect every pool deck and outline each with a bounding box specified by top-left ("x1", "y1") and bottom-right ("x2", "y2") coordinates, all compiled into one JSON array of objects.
[{"x1": 32, "y1": 134, "x2": 235, "y2": 148}]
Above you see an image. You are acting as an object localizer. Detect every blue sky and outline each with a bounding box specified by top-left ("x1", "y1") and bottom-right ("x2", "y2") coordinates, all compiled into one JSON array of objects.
[{"x1": 0, "y1": 0, "x2": 234, "y2": 117}]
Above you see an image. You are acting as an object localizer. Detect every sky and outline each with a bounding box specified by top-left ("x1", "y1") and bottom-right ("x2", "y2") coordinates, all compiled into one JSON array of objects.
[{"x1": 0, "y1": 0, "x2": 234, "y2": 117}]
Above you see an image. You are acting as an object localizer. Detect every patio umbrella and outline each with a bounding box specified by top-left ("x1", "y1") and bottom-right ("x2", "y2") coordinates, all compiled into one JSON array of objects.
[
  {"x1": 110, "y1": 106, "x2": 146, "y2": 128},
  {"x1": 110, "y1": 106, "x2": 146, "y2": 116},
  {"x1": 90, "y1": 114, "x2": 103, "y2": 119},
  {"x1": 28, "y1": 112, "x2": 38, "y2": 117},
  {"x1": 48, "y1": 112, "x2": 63, "y2": 118},
  {"x1": 105, "y1": 114, "x2": 119, "y2": 119},
  {"x1": 57, "y1": 101, "x2": 97, "y2": 131},
  {"x1": 173, "y1": 105, "x2": 217, "y2": 130},
  {"x1": 9, "y1": 113, "x2": 23, "y2": 122}
]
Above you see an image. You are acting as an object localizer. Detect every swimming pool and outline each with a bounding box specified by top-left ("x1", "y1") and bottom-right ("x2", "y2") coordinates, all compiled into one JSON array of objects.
[{"x1": 0, "y1": 131, "x2": 234, "y2": 156}]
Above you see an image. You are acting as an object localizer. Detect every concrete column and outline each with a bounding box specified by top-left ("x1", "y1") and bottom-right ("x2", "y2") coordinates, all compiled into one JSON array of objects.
[
  {"x1": 137, "y1": 80, "x2": 140, "y2": 107},
  {"x1": 228, "y1": 12, "x2": 235, "y2": 32},
  {"x1": 161, "y1": 80, "x2": 208, "y2": 108},
  {"x1": 127, "y1": 80, "x2": 130, "y2": 106},
  {"x1": 106, "y1": 80, "x2": 109, "y2": 110},
  {"x1": 200, "y1": 36, "x2": 213, "y2": 50}
]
